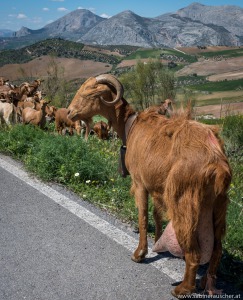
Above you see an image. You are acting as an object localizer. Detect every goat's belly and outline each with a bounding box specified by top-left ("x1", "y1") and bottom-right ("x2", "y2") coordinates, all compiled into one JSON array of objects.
[{"x1": 152, "y1": 211, "x2": 214, "y2": 265}]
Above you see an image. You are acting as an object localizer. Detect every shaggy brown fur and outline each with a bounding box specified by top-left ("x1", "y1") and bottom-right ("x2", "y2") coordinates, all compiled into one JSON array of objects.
[{"x1": 67, "y1": 75, "x2": 232, "y2": 297}]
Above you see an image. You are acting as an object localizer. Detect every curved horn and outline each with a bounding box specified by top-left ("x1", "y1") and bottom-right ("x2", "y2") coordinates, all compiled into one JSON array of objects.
[{"x1": 95, "y1": 74, "x2": 124, "y2": 106}]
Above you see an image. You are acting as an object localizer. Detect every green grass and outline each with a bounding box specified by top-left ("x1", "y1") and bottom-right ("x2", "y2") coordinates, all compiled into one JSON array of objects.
[{"x1": 0, "y1": 118, "x2": 242, "y2": 287}]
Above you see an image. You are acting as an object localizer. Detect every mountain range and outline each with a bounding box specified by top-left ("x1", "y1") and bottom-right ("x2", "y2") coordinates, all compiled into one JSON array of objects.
[{"x1": 1, "y1": 2, "x2": 243, "y2": 49}]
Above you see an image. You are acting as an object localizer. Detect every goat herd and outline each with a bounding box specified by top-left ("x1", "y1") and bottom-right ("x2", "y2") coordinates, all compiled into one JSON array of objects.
[
  {"x1": 1, "y1": 74, "x2": 233, "y2": 298},
  {"x1": 0, "y1": 76, "x2": 109, "y2": 140}
]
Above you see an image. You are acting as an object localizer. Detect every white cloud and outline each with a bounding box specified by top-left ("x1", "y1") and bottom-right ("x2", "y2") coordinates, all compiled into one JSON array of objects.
[
  {"x1": 57, "y1": 7, "x2": 68, "y2": 12},
  {"x1": 43, "y1": 8, "x2": 50, "y2": 11},
  {"x1": 17, "y1": 14, "x2": 27, "y2": 19}
]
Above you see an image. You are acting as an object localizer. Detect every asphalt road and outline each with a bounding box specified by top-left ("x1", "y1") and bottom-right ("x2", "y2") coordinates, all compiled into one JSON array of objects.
[{"x1": 0, "y1": 154, "x2": 242, "y2": 300}]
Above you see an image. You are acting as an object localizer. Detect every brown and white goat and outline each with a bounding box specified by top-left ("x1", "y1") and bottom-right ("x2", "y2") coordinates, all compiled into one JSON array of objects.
[
  {"x1": 0, "y1": 101, "x2": 16, "y2": 125},
  {"x1": 67, "y1": 74, "x2": 231, "y2": 298}
]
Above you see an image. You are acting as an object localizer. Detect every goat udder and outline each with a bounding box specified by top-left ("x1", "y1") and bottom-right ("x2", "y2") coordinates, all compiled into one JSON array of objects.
[{"x1": 152, "y1": 211, "x2": 214, "y2": 265}]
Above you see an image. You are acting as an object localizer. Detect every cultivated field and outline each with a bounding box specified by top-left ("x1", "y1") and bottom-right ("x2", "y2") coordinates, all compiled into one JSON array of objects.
[
  {"x1": 0, "y1": 56, "x2": 112, "y2": 81},
  {"x1": 176, "y1": 56, "x2": 243, "y2": 80},
  {"x1": 195, "y1": 102, "x2": 243, "y2": 118}
]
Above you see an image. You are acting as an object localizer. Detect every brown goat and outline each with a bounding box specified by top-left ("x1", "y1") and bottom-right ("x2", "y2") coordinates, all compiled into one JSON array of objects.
[
  {"x1": 54, "y1": 107, "x2": 82, "y2": 136},
  {"x1": 54, "y1": 107, "x2": 92, "y2": 139},
  {"x1": 93, "y1": 120, "x2": 109, "y2": 140},
  {"x1": 22, "y1": 99, "x2": 50, "y2": 129},
  {"x1": 8, "y1": 83, "x2": 31, "y2": 105},
  {"x1": 26, "y1": 79, "x2": 43, "y2": 97},
  {"x1": 67, "y1": 74, "x2": 232, "y2": 297}
]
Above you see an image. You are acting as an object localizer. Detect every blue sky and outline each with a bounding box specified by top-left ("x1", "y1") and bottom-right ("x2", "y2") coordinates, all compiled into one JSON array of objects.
[{"x1": 1, "y1": 0, "x2": 243, "y2": 31}]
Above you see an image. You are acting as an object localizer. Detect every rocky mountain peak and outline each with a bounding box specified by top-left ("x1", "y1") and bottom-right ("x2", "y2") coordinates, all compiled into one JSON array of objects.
[{"x1": 2, "y1": 3, "x2": 243, "y2": 49}]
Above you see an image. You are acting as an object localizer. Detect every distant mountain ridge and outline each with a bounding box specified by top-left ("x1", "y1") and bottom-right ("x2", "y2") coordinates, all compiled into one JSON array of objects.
[
  {"x1": 0, "y1": 29, "x2": 14, "y2": 37},
  {"x1": 1, "y1": 2, "x2": 243, "y2": 49}
]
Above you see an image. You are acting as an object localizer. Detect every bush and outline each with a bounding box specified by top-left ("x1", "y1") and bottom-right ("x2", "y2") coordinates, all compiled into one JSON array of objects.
[{"x1": 221, "y1": 114, "x2": 243, "y2": 154}]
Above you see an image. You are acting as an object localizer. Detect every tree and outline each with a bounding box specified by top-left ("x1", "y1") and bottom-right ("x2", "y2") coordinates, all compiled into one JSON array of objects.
[
  {"x1": 119, "y1": 59, "x2": 176, "y2": 110},
  {"x1": 42, "y1": 55, "x2": 72, "y2": 107}
]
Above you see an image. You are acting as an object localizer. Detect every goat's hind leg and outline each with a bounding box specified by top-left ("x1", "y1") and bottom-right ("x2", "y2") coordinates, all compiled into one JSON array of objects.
[
  {"x1": 131, "y1": 184, "x2": 149, "y2": 263},
  {"x1": 200, "y1": 194, "x2": 228, "y2": 295},
  {"x1": 172, "y1": 246, "x2": 200, "y2": 297}
]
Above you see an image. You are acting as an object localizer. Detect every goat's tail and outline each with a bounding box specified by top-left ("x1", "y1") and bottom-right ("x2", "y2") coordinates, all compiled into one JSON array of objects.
[
  {"x1": 207, "y1": 129, "x2": 232, "y2": 196},
  {"x1": 163, "y1": 149, "x2": 231, "y2": 252}
]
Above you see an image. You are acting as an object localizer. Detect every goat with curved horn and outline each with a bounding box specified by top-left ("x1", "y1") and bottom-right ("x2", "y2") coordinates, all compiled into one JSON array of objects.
[
  {"x1": 95, "y1": 74, "x2": 124, "y2": 106},
  {"x1": 67, "y1": 74, "x2": 231, "y2": 298}
]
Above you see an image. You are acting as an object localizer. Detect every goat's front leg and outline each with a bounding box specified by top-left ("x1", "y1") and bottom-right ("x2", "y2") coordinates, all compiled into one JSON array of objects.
[
  {"x1": 152, "y1": 195, "x2": 164, "y2": 243},
  {"x1": 131, "y1": 185, "x2": 148, "y2": 263}
]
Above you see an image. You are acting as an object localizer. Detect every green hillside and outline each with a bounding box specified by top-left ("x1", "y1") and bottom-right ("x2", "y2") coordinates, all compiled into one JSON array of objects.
[{"x1": 0, "y1": 38, "x2": 121, "y2": 67}]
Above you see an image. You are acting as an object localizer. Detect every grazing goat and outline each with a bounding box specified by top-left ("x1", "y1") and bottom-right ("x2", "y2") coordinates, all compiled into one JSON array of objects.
[
  {"x1": 54, "y1": 107, "x2": 92, "y2": 139},
  {"x1": 22, "y1": 99, "x2": 50, "y2": 129},
  {"x1": 54, "y1": 107, "x2": 82, "y2": 136},
  {"x1": 67, "y1": 74, "x2": 232, "y2": 297},
  {"x1": 93, "y1": 120, "x2": 109, "y2": 140}
]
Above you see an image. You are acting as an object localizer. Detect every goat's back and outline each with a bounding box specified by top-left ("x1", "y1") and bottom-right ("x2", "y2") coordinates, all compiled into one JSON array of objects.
[{"x1": 126, "y1": 109, "x2": 231, "y2": 197}]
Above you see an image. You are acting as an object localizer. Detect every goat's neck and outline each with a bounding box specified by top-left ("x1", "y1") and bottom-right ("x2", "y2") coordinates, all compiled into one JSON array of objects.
[{"x1": 104, "y1": 99, "x2": 135, "y2": 145}]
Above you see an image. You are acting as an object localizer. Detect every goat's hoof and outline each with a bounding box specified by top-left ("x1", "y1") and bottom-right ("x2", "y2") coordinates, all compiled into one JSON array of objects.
[
  {"x1": 131, "y1": 249, "x2": 147, "y2": 263},
  {"x1": 171, "y1": 284, "x2": 195, "y2": 298},
  {"x1": 200, "y1": 275, "x2": 207, "y2": 290}
]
